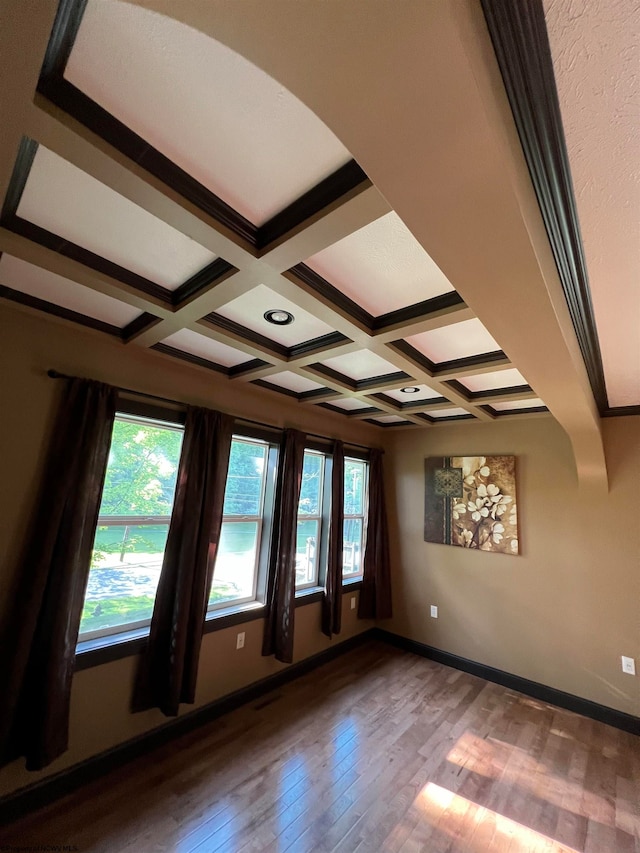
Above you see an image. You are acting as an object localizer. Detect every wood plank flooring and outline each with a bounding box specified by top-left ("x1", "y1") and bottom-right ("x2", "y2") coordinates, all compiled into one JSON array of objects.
[{"x1": 1, "y1": 642, "x2": 638, "y2": 852}]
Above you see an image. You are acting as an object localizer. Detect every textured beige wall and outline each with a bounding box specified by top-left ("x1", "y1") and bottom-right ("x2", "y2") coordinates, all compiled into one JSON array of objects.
[
  {"x1": 0, "y1": 303, "x2": 374, "y2": 796},
  {"x1": 381, "y1": 416, "x2": 640, "y2": 716}
]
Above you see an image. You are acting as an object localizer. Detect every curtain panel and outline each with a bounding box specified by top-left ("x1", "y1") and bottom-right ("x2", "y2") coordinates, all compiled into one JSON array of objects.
[
  {"x1": 132, "y1": 407, "x2": 233, "y2": 717},
  {"x1": 0, "y1": 378, "x2": 117, "y2": 770},
  {"x1": 358, "y1": 449, "x2": 392, "y2": 620},
  {"x1": 262, "y1": 428, "x2": 306, "y2": 664},
  {"x1": 322, "y1": 440, "x2": 344, "y2": 638}
]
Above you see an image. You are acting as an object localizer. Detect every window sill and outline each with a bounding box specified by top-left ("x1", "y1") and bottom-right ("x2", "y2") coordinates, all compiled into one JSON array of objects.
[
  {"x1": 293, "y1": 579, "x2": 362, "y2": 606},
  {"x1": 75, "y1": 602, "x2": 269, "y2": 670},
  {"x1": 75, "y1": 627, "x2": 149, "y2": 671},
  {"x1": 203, "y1": 600, "x2": 266, "y2": 634},
  {"x1": 75, "y1": 581, "x2": 363, "y2": 671},
  {"x1": 294, "y1": 586, "x2": 324, "y2": 607}
]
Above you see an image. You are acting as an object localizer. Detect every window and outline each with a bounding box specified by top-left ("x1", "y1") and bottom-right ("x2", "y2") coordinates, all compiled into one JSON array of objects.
[
  {"x1": 207, "y1": 436, "x2": 275, "y2": 611},
  {"x1": 78, "y1": 415, "x2": 369, "y2": 650},
  {"x1": 79, "y1": 413, "x2": 184, "y2": 641},
  {"x1": 343, "y1": 457, "x2": 368, "y2": 578},
  {"x1": 295, "y1": 450, "x2": 328, "y2": 589}
]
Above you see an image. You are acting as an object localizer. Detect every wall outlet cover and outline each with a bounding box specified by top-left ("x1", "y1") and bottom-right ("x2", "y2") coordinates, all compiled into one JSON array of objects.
[
  {"x1": 621, "y1": 656, "x2": 635, "y2": 675},
  {"x1": 430, "y1": 605, "x2": 438, "y2": 618}
]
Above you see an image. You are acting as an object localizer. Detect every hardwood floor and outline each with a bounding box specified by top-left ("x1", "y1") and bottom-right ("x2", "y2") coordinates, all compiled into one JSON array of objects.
[{"x1": 1, "y1": 642, "x2": 638, "y2": 852}]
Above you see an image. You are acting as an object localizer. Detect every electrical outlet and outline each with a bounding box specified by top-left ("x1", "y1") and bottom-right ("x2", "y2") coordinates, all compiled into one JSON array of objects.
[
  {"x1": 621, "y1": 656, "x2": 635, "y2": 675},
  {"x1": 430, "y1": 605, "x2": 438, "y2": 618},
  {"x1": 351, "y1": 596, "x2": 356, "y2": 610},
  {"x1": 236, "y1": 631, "x2": 245, "y2": 650}
]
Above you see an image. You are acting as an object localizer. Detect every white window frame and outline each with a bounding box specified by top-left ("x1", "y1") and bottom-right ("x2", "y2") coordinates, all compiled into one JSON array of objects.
[
  {"x1": 295, "y1": 449, "x2": 328, "y2": 591},
  {"x1": 78, "y1": 412, "x2": 185, "y2": 643},
  {"x1": 207, "y1": 435, "x2": 272, "y2": 613},
  {"x1": 343, "y1": 457, "x2": 369, "y2": 579}
]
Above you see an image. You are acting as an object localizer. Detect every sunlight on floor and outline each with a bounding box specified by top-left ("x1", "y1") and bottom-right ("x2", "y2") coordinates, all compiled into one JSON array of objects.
[
  {"x1": 445, "y1": 730, "x2": 616, "y2": 827},
  {"x1": 417, "y1": 781, "x2": 582, "y2": 852}
]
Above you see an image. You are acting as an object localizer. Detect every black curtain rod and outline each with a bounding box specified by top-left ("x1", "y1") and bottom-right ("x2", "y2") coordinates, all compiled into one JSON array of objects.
[{"x1": 46, "y1": 369, "x2": 375, "y2": 453}]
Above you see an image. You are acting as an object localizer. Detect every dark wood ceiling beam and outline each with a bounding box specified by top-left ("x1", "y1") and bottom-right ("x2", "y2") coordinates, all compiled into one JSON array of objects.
[
  {"x1": 466, "y1": 388, "x2": 539, "y2": 406},
  {"x1": 371, "y1": 302, "x2": 475, "y2": 344},
  {"x1": 130, "y1": 268, "x2": 264, "y2": 348},
  {"x1": 259, "y1": 183, "x2": 390, "y2": 272},
  {"x1": 24, "y1": 99, "x2": 394, "y2": 313},
  {"x1": 0, "y1": 226, "x2": 171, "y2": 315},
  {"x1": 192, "y1": 316, "x2": 287, "y2": 366},
  {"x1": 25, "y1": 97, "x2": 253, "y2": 265},
  {"x1": 366, "y1": 340, "x2": 495, "y2": 422}
]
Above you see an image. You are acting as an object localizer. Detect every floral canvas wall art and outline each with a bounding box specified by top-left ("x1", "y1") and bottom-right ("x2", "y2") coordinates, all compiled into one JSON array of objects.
[{"x1": 424, "y1": 455, "x2": 519, "y2": 554}]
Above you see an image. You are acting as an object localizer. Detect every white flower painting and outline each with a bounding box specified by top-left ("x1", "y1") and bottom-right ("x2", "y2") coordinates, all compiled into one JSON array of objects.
[{"x1": 424, "y1": 455, "x2": 519, "y2": 554}]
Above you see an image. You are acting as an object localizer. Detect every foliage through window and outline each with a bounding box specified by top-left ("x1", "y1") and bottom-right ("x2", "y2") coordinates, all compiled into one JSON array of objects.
[
  {"x1": 343, "y1": 458, "x2": 368, "y2": 578},
  {"x1": 295, "y1": 451, "x2": 326, "y2": 589},
  {"x1": 79, "y1": 414, "x2": 184, "y2": 640},
  {"x1": 208, "y1": 437, "x2": 271, "y2": 609},
  {"x1": 78, "y1": 417, "x2": 369, "y2": 647}
]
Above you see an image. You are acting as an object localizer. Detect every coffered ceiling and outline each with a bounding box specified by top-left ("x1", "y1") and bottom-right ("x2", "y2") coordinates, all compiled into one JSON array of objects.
[{"x1": 0, "y1": 0, "x2": 636, "y2": 486}]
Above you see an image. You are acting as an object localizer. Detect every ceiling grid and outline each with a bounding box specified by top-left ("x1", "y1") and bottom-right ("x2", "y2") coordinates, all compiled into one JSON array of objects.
[{"x1": 1, "y1": 0, "x2": 632, "y2": 458}]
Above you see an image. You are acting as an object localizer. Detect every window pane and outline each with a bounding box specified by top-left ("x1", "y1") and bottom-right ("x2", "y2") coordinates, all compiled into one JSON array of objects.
[
  {"x1": 81, "y1": 524, "x2": 168, "y2": 634},
  {"x1": 223, "y1": 440, "x2": 267, "y2": 516},
  {"x1": 80, "y1": 416, "x2": 183, "y2": 637},
  {"x1": 298, "y1": 452, "x2": 323, "y2": 515},
  {"x1": 296, "y1": 519, "x2": 319, "y2": 586},
  {"x1": 343, "y1": 517, "x2": 363, "y2": 577},
  {"x1": 98, "y1": 418, "x2": 182, "y2": 516},
  {"x1": 344, "y1": 459, "x2": 366, "y2": 516},
  {"x1": 210, "y1": 521, "x2": 259, "y2": 606}
]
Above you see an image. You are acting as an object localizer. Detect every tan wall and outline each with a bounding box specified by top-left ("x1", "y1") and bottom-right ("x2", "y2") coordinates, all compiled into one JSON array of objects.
[
  {"x1": 1, "y1": 302, "x2": 638, "y2": 799},
  {"x1": 382, "y1": 416, "x2": 640, "y2": 716},
  {"x1": 0, "y1": 303, "x2": 375, "y2": 796}
]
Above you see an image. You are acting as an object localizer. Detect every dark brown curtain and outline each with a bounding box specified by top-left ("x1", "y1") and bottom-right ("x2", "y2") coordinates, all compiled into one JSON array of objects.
[
  {"x1": 358, "y1": 449, "x2": 392, "y2": 620},
  {"x1": 322, "y1": 440, "x2": 344, "y2": 638},
  {"x1": 0, "y1": 378, "x2": 117, "y2": 771},
  {"x1": 262, "y1": 429, "x2": 306, "y2": 664},
  {"x1": 132, "y1": 407, "x2": 233, "y2": 716}
]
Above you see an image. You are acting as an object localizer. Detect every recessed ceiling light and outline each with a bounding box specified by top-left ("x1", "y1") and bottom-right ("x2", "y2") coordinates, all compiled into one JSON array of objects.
[
  {"x1": 400, "y1": 386, "x2": 420, "y2": 394},
  {"x1": 264, "y1": 309, "x2": 294, "y2": 326}
]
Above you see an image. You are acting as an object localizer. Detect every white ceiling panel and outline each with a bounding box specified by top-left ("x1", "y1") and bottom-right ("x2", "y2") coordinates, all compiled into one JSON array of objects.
[
  {"x1": 406, "y1": 318, "x2": 501, "y2": 363},
  {"x1": 0, "y1": 254, "x2": 141, "y2": 328},
  {"x1": 385, "y1": 383, "x2": 442, "y2": 403},
  {"x1": 461, "y1": 368, "x2": 528, "y2": 392},
  {"x1": 329, "y1": 398, "x2": 374, "y2": 411},
  {"x1": 17, "y1": 146, "x2": 216, "y2": 290},
  {"x1": 216, "y1": 285, "x2": 335, "y2": 347},
  {"x1": 161, "y1": 329, "x2": 250, "y2": 367},
  {"x1": 429, "y1": 407, "x2": 472, "y2": 418},
  {"x1": 492, "y1": 398, "x2": 546, "y2": 411},
  {"x1": 372, "y1": 415, "x2": 408, "y2": 424},
  {"x1": 65, "y1": 0, "x2": 351, "y2": 225},
  {"x1": 305, "y1": 211, "x2": 455, "y2": 317},
  {"x1": 320, "y1": 350, "x2": 401, "y2": 381},
  {"x1": 263, "y1": 371, "x2": 324, "y2": 393}
]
